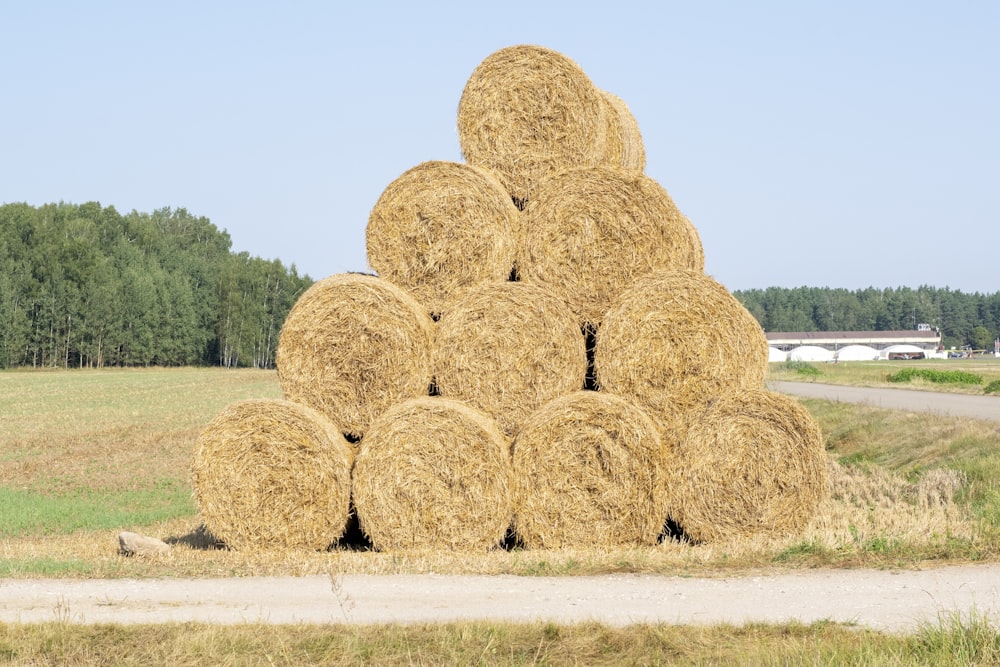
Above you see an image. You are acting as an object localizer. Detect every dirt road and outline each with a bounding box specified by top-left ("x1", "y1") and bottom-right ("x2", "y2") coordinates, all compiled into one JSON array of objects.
[
  {"x1": 769, "y1": 381, "x2": 1000, "y2": 422},
  {"x1": 2, "y1": 566, "x2": 998, "y2": 631}
]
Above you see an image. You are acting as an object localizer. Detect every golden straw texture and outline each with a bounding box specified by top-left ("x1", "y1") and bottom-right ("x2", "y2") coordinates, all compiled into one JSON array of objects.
[
  {"x1": 600, "y1": 90, "x2": 646, "y2": 171},
  {"x1": 276, "y1": 273, "x2": 433, "y2": 438},
  {"x1": 457, "y1": 44, "x2": 610, "y2": 207},
  {"x1": 520, "y1": 166, "x2": 705, "y2": 325},
  {"x1": 352, "y1": 397, "x2": 513, "y2": 551},
  {"x1": 366, "y1": 160, "x2": 521, "y2": 315},
  {"x1": 190, "y1": 399, "x2": 354, "y2": 551},
  {"x1": 665, "y1": 389, "x2": 829, "y2": 542},
  {"x1": 432, "y1": 281, "x2": 587, "y2": 437},
  {"x1": 511, "y1": 391, "x2": 669, "y2": 548},
  {"x1": 594, "y1": 269, "x2": 769, "y2": 427}
]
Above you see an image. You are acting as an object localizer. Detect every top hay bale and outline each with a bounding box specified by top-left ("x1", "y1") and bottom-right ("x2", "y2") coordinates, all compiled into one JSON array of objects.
[
  {"x1": 519, "y1": 166, "x2": 705, "y2": 325},
  {"x1": 276, "y1": 273, "x2": 433, "y2": 439},
  {"x1": 457, "y1": 44, "x2": 610, "y2": 207},
  {"x1": 595, "y1": 269, "x2": 768, "y2": 425},
  {"x1": 366, "y1": 160, "x2": 521, "y2": 316},
  {"x1": 190, "y1": 398, "x2": 354, "y2": 551},
  {"x1": 600, "y1": 90, "x2": 646, "y2": 171}
]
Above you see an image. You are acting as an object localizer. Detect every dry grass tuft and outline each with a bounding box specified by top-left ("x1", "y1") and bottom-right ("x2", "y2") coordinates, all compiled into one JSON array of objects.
[
  {"x1": 365, "y1": 160, "x2": 521, "y2": 315},
  {"x1": 190, "y1": 399, "x2": 354, "y2": 551},
  {"x1": 665, "y1": 389, "x2": 829, "y2": 543},
  {"x1": 275, "y1": 273, "x2": 433, "y2": 439},
  {"x1": 595, "y1": 268, "x2": 768, "y2": 423},
  {"x1": 511, "y1": 391, "x2": 669, "y2": 548},
  {"x1": 432, "y1": 281, "x2": 587, "y2": 437},
  {"x1": 520, "y1": 168, "x2": 704, "y2": 325},
  {"x1": 600, "y1": 90, "x2": 646, "y2": 171},
  {"x1": 457, "y1": 44, "x2": 610, "y2": 207},
  {"x1": 351, "y1": 397, "x2": 513, "y2": 552}
]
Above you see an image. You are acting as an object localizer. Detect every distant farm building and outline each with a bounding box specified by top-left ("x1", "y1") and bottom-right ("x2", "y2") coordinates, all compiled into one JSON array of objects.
[{"x1": 766, "y1": 327, "x2": 943, "y2": 362}]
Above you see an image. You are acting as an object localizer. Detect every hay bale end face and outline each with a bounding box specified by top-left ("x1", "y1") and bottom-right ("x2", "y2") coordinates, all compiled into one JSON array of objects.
[
  {"x1": 665, "y1": 389, "x2": 829, "y2": 543},
  {"x1": 520, "y1": 167, "x2": 705, "y2": 325},
  {"x1": 511, "y1": 391, "x2": 670, "y2": 548},
  {"x1": 595, "y1": 269, "x2": 768, "y2": 426},
  {"x1": 190, "y1": 399, "x2": 354, "y2": 551},
  {"x1": 351, "y1": 397, "x2": 513, "y2": 551},
  {"x1": 457, "y1": 44, "x2": 610, "y2": 207},
  {"x1": 432, "y1": 281, "x2": 588, "y2": 437},
  {"x1": 366, "y1": 160, "x2": 521, "y2": 315},
  {"x1": 276, "y1": 273, "x2": 434, "y2": 439}
]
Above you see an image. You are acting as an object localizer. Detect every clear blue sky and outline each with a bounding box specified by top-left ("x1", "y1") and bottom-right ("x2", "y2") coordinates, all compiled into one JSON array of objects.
[{"x1": 3, "y1": 2, "x2": 997, "y2": 293}]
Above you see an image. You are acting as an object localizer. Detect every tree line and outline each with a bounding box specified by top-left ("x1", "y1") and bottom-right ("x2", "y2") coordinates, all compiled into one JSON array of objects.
[
  {"x1": 0, "y1": 202, "x2": 313, "y2": 369},
  {"x1": 734, "y1": 285, "x2": 1000, "y2": 351}
]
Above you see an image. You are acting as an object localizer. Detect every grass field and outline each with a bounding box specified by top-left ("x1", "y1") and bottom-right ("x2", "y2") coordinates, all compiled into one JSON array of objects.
[
  {"x1": 2, "y1": 365, "x2": 998, "y2": 663},
  {"x1": 767, "y1": 357, "x2": 1000, "y2": 394}
]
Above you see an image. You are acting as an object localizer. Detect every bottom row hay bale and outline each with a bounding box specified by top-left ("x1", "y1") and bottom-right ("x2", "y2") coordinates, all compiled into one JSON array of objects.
[
  {"x1": 511, "y1": 391, "x2": 670, "y2": 548},
  {"x1": 352, "y1": 397, "x2": 513, "y2": 551},
  {"x1": 665, "y1": 389, "x2": 829, "y2": 543},
  {"x1": 190, "y1": 399, "x2": 354, "y2": 551}
]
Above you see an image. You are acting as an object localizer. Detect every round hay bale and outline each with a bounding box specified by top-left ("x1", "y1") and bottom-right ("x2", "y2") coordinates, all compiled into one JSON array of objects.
[
  {"x1": 594, "y1": 269, "x2": 768, "y2": 423},
  {"x1": 511, "y1": 391, "x2": 670, "y2": 548},
  {"x1": 276, "y1": 273, "x2": 433, "y2": 439},
  {"x1": 600, "y1": 90, "x2": 646, "y2": 171},
  {"x1": 432, "y1": 281, "x2": 587, "y2": 437},
  {"x1": 520, "y1": 166, "x2": 705, "y2": 325},
  {"x1": 457, "y1": 44, "x2": 610, "y2": 207},
  {"x1": 351, "y1": 397, "x2": 513, "y2": 551},
  {"x1": 665, "y1": 389, "x2": 829, "y2": 542},
  {"x1": 190, "y1": 399, "x2": 354, "y2": 551},
  {"x1": 366, "y1": 160, "x2": 521, "y2": 315}
]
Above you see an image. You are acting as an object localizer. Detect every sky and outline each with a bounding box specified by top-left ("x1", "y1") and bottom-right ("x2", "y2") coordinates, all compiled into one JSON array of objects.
[{"x1": 2, "y1": 2, "x2": 998, "y2": 294}]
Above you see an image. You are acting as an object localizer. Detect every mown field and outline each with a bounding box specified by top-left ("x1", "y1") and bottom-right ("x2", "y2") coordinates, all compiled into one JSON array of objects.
[{"x1": 2, "y1": 364, "x2": 999, "y2": 664}]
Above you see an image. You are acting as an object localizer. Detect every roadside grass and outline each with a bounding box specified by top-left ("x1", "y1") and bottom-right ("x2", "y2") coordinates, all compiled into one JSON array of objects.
[
  {"x1": 1, "y1": 615, "x2": 997, "y2": 666},
  {"x1": 768, "y1": 357, "x2": 1000, "y2": 394},
  {"x1": 1, "y1": 366, "x2": 998, "y2": 578}
]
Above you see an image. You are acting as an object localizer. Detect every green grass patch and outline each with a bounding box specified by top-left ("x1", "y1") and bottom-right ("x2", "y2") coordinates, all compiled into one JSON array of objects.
[
  {"x1": 0, "y1": 483, "x2": 195, "y2": 537},
  {"x1": 887, "y1": 367, "x2": 983, "y2": 385},
  {"x1": 780, "y1": 360, "x2": 822, "y2": 377},
  {"x1": 0, "y1": 557, "x2": 99, "y2": 577},
  {"x1": 984, "y1": 380, "x2": 1000, "y2": 394}
]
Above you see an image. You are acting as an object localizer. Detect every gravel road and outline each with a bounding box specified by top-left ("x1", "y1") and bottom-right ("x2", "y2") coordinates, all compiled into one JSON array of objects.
[
  {"x1": 769, "y1": 381, "x2": 1000, "y2": 422},
  {"x1": 2, "y1": 566, "x2": 999, "y2": 631}
]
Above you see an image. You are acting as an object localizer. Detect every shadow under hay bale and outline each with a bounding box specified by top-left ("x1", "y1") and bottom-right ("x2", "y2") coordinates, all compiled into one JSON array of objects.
[
  {"x1": 190, "y1": 399, "x2": 354, "y2": 551},
  {"x1": 276, "y1": 272, "x2": 434, "y2": 439},
  {"x1": 366, "y1": 160, "x2": 521, "y2": 316},
  {"x1": 511, "y1": 391, "x2": 670, "y2": 548},
  {"x1": 352, "y1": 397, "x2": 513, "y2": 552},
  {"x1": 432, "y1": 281, "x2": 587, "y2": 438},
  {"x1": 600, "y1": 90, "x2": 646, "y2": 172},
  {"x1": 457, "y1": 44, "x2": 610, "y2": 208},
  {"x1": 595, "y1": 268, "x2": 768, "y2": 429},
  {"x1": 665, "y1": 389, "x2": 829, "y2": 543},
  {"x1": 520, "y1": 166, "x2": 705, "y2": 325}
]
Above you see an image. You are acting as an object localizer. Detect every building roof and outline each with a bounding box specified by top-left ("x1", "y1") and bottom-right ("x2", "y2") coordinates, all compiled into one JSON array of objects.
[{"x1": 766, "y1": 330, "x2": 941, "y2": 347}]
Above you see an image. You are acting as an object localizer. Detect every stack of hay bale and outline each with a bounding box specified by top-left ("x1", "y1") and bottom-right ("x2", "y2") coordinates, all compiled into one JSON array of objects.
[{"x1": 191, "y1": 44, "x2": 828, "y2": 552}]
